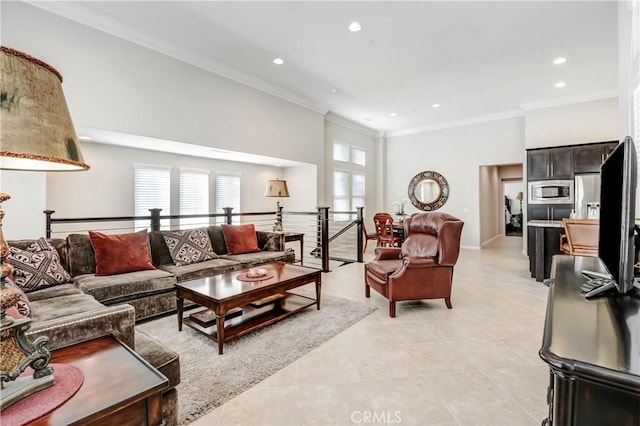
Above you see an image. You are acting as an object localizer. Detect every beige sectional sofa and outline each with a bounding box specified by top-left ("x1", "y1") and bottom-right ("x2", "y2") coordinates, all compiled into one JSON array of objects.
[{"x1": 8, "y1": 225, "x2": 295, "y2": 425}]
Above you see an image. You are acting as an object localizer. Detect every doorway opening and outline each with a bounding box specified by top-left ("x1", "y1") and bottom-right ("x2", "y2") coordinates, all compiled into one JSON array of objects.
[{"x1": 504, "y1": 180, "x2": 523, "y2": 237}]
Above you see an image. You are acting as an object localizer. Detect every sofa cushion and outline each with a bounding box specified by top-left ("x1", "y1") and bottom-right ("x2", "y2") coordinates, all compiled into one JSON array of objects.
[
  {"x1": 9, "y1": 238, "x2": 72, "y2": 292},
  {"x1": 89, "y1": 230, "x2": 156, "y2": 276},
  {"x1": 207, "y1": 225, "x2": 228, "y2": 255},
  {"x1": 135, "y1": 330, "x2": 180, "y2": 389},
  {"x1": 67, "y1": 234, "x2": 97, "y2": 276},
  {"x1": 74, "y1": 269, "x2": 176, "y2": 305},
  {"x1": 159, "y1": 258, "x2": 240, "y2": 282},
  {"x1": 162, "y1": 228, "x2": 217, "y2": 266},
  {"x1": 220, "y1": 251, "x2": 294, "y2": 268},
  {"x1": 25, "y1": 283, "x2": 83, "y2": 302},
  {"x1": 221, "y1": 224, "x2": 260, "y2": 254},
  {"x1": 366, "y1": 259, "x2": 404, "y2": 278},
  {"x1": 29, "y1": 292, "x2": 106, "y2": 323}
]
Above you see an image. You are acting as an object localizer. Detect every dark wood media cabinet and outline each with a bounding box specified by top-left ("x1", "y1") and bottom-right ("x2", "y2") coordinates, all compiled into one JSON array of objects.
[{"x1": 540, "y1": 255, "x2": 640, "y2": 425}]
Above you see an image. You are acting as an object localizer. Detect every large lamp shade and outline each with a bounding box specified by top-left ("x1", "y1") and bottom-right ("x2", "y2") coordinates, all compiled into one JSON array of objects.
[{"x1": 0, "y1": 46, "x2": 89, "y2": 171}]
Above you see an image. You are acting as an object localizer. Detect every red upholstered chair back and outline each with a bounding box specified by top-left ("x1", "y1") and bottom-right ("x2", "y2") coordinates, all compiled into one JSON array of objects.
[{"x1": 401, "y1": 212, "x2": 464, "y2": 266}]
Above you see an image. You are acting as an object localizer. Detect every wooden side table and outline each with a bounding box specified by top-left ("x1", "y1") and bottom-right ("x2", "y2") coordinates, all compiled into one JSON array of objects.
[
  {"x1": 31, "y1": 336, "x2": 168, "y2": 426},
  {"x1": 284, "y1": 232, "x2": 304, "y2": 265}
]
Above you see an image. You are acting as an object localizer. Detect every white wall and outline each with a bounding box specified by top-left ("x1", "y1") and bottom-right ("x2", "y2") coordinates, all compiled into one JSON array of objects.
[
  {"x1": 386, "y1": 117, "x2": 525, "y2": 248},
  {"x1": 1, "y1": 1, "x2": 331, "y2": 235},
  {"x1": 0, "y1": 172, "x2": 47, "y2": 239},
  {"x1": 283, "y1": 165, "x2": 318, "y2": 212},
  {"x1": 524, "y1": 98, "x2": 619, "y2": 148},
  {"x1": 46, "y1": 142, "x2": 294, "y2": 219}
]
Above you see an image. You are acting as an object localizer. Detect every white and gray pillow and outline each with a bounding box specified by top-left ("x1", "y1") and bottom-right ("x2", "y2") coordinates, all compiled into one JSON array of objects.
[
  {"x1": 8, "y1": 238, "x2": 72, "y2": 293},
  {"x1": 162, "y1": 228, "x2": 217, "y2": 266}
]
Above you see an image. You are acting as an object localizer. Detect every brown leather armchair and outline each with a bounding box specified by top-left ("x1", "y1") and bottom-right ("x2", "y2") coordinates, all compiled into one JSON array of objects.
[{"x1": 364, "y1": 211, "x2": 464, "y2": 317}]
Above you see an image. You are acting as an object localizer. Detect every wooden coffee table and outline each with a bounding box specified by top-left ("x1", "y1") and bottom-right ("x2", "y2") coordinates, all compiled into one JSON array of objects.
[{"x1": 175, "y1": 262, "x2": 321, "y2": 354}]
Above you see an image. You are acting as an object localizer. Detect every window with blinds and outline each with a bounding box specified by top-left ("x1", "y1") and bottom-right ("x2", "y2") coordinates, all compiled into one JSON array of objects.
[
  {"x1": 134, "y1": 165, "x2": 170, "y2": 231},
  {"x1": 179, "y1": 169, "x2": 210, "y2": 228},
  {"x1": 332, "y1": 141, "x2": 367, "y2": 221},
  {"x1": 215, "y1": 173, "x2": 241, "y2": 224}
]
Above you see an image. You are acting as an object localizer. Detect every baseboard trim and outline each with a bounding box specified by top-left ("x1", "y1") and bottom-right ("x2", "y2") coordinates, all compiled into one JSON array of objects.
[{"x1": 461, "y1": 245, "x2": 481, "y2": 250}]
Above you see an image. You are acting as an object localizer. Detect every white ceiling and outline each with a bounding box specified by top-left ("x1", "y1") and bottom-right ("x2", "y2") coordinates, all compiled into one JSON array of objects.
[{"x1": 31, "y1": 0, "x2": 619, "y2": 156}]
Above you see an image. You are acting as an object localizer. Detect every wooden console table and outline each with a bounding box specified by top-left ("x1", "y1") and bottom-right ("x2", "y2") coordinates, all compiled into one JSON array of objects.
[
  {"x1": 540, "y1": 255, "x2": 640, "y2": 425},
  {"x1": 284, "y1": 232, "x2": 304, "y2": 265},
  {"x1": 31, "y1": 336, "x2": 168, "y2": 426}
]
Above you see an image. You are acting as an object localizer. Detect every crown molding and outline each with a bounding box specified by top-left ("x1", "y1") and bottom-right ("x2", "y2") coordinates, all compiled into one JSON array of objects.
[
  {"x1": 386, "y1": 109, "x2": 525, "y2": 138},
  {"x1": 324, "y1": 112, "x2": 379, "y2": 137},
  {"x1": 26, "y1": 1, "x2": 329, "y2": 115},
  {"x1": 518, "y1": 90, "x2": 618, "y2": 111}
]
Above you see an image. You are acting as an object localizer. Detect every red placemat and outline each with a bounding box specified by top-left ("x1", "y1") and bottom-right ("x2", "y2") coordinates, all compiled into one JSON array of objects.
[
  {"x1": 1, "y1": 363, "x2": 84, "y2": 426},
  {"x1": 237, "y1": 272, "x2": 274, "y2": 282}
]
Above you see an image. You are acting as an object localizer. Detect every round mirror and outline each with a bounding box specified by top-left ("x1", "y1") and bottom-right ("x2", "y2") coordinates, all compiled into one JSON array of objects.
[{"x1": 408, "y1": 171, "x2": 449, "y2": 211}]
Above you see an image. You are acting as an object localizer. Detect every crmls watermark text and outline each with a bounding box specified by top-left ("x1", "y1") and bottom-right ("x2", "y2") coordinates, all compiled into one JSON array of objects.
[{"x1": 350, "y1": 410, "x2": 402, "y2": 424}]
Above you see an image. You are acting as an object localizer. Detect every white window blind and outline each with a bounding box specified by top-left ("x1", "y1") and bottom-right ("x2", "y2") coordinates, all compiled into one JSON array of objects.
[
  {"x1": 634, "y1": 83, "x2": 640, "y2": 143},
  {"x1": 333, "y1": 142, "x2": 349, "y2": 162},
  {"x1": 179, "y1": 170, "x2": 210, "y2": 228},
  {"x1": 134, "y1": 165, "x2": 170, "y2": 231},
  {"x1": 352, "y1": 148, "x2": 366, "y2": 167},
  {"x1": 352, "y1": 172, "x2": 365, "y2": 209},
  {"x1": 334, "y1": 170, "x2": 354, "y2": 221},
  {"x1": 215, "y1": 173, "x2": 241, "y2": 224}
]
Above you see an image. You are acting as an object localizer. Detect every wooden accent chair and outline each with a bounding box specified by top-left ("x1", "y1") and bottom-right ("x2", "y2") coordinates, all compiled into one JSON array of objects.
[
  {"x1": 364, "y1": 212, "x2": 464, "y2": 317},
  {"x1": 559, "y1": 218, "x2": 599, "y2": 257},
  {"x1": 373, "y1": 213, "x2": 402, "y2": 247},
  {"x1": 362, "y1": 220, "x2": 378, "y2": 253}
]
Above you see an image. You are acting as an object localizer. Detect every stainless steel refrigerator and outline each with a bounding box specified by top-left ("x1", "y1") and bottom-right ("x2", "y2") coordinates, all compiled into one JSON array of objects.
[{"x1": 574, "y1": 174, "x2": 601, "y2": 219}]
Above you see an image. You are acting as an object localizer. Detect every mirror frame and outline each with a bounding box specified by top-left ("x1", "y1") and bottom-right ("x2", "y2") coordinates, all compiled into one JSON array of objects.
[{"x1": 407, "y1": 170, "x2": 449, "y2": 211}]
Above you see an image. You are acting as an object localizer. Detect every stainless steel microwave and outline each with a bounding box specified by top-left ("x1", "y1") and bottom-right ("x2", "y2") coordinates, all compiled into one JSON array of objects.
[{"x1": 528, "y1": 180, "x2": 574, "y2": 204}]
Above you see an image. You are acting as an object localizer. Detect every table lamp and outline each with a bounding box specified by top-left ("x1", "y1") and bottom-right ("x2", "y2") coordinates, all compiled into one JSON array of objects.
[
  {"x1": 0, "y1": 46, "x2": 89, "y2": 408},
  {"x1": 264, "y1": 179, "x2": 290, "y2": 232}
]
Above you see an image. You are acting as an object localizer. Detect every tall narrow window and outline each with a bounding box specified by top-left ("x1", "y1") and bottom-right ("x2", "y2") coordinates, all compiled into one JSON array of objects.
[
  {"x1": 134, "y1": 165, "x2": 170, "y2": 231},
  {"x1": 215, "y1": 173, "x2": 241, "y2": 224},
  {"x1": 179, "y1": 169, "x2": 210, "y2": 228},
  {"x1": 332, "y1": 141, "x2": 367, "y2": 220}
]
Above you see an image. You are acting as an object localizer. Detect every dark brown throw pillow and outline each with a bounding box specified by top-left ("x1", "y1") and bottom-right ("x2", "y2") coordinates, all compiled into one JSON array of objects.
[
  {"x1": 221, "y1": 224, "x2": 261, "y2": 255},
  {"x1": 89, "y1": 230, "x2": 156, "y2": 276},
  {"x1": 8, "y1": 238, "x2": 72, "y2": 292}
]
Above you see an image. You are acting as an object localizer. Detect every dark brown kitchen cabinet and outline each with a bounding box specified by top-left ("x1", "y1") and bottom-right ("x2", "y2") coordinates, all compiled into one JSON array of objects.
[
  {"x1": 572, "y1": 141, "x2": 619, "y2": 173},
  {"x1": 527, "y1": 147, "x2": 573, "y2": 180},
  {"x1": 527, "y1": 204, "x2": 573, "y2": 221}
]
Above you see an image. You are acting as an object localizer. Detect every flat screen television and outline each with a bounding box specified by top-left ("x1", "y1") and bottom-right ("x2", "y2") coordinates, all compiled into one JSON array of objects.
[{"x1": 583, "y1": 136, "x2": 640, "y2": 297}]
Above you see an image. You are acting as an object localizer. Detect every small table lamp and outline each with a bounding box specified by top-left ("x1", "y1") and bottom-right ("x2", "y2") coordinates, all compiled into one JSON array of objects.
[
  {"x1": 264, "y1": 179, "x2": 290, "y2": 232},
  {"x1": 0, "y1": 46, "x2": 90, "y2": 408}
]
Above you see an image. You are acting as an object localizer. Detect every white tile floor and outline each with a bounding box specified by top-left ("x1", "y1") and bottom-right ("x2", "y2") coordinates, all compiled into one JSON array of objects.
[{"x1": 192, "y1": 237, "x2": 550, "y2": 425}]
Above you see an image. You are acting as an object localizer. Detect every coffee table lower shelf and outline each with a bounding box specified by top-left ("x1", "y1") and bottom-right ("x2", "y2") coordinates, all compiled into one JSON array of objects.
[{"x1": 183, "y1": 293, "x2": 316, "y2": 344}]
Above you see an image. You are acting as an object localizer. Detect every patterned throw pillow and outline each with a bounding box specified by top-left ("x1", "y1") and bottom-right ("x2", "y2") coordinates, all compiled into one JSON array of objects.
[
  {"x1": 162, "y1": 228, "x2": 217, "y2": 266},
  {"x1": 8, "y1": 238, "x2": 72, "y2": 293}
]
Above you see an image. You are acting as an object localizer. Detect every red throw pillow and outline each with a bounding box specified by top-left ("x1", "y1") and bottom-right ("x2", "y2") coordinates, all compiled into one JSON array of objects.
[
  {"x1": 221, "y1": 224, "x2": 261, "y2": 255},
  {"x1": 89, "y1": 230, "x2": 156, "y2": 276}
]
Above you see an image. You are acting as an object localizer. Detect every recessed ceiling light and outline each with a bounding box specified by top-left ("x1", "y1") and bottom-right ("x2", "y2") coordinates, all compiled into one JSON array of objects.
[
  {"x1": 272, "y1": 57, "x2": 284, "y2": 65},
  {"x1": 553, "y1": 57, "x2": 567, "y2": 65},
  {"x1": 432, "y1": 103, "x2": 441, "y2": 108},
  {"x1": 348, "y1": 22, "x2": 362, "y2": 32},
  {"x1": 389, "y1": 112, "x2": 397, "y2": 117},
  {"x1": 555, "y1": 81, "x2": 566, "y2": 88},
  {"x1": 330, "y1": 87, "x2": 339, "y2": 94},
  {"x1": 78, "y1": 136, "x2": 93, "y2": 141}
]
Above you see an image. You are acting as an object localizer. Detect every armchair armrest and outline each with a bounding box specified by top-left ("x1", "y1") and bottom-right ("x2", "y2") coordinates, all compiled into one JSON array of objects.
[
  {"x1": 256, "y1": 231, "x2": 285, "y2": 251},
  {"x1": 373, "y1": 247, "x2": 402, "y2": 260}
]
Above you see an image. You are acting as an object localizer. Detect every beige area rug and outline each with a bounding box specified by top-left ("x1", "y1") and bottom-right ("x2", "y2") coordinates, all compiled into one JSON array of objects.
[{"x1": 136, "y1": 292, "x2": 376, "y2": 425}]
